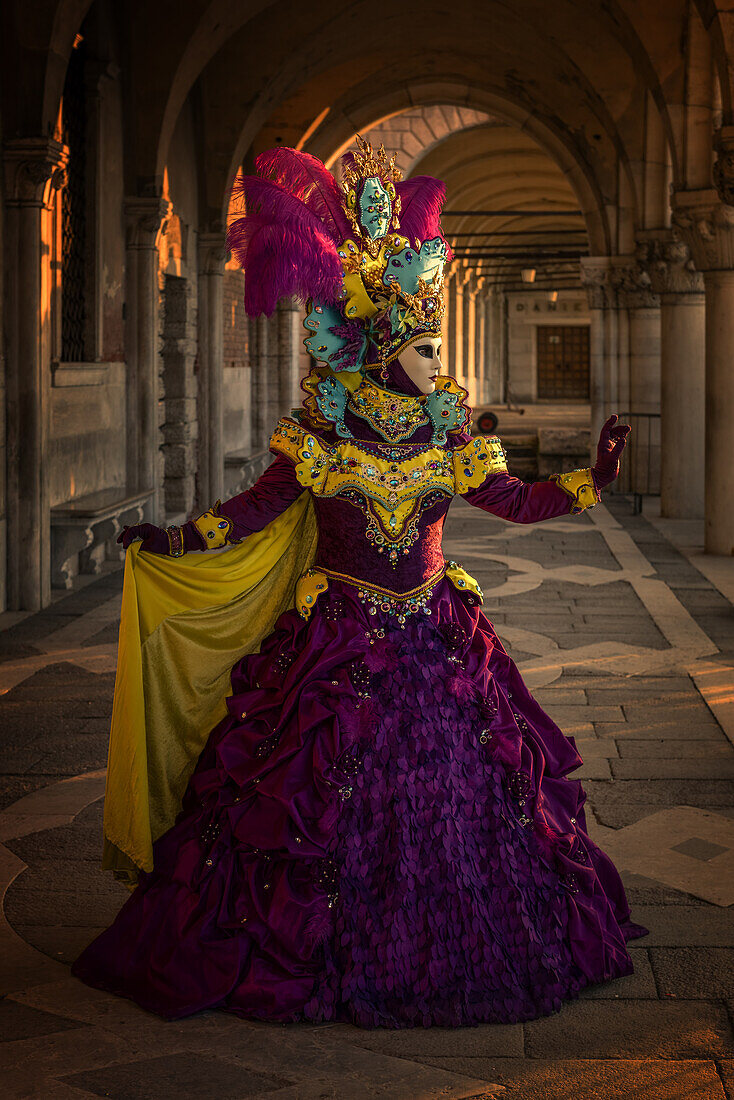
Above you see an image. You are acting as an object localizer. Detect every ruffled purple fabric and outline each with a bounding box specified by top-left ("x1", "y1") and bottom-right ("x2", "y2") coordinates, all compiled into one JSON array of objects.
[{"x1": 72, "y1": 579, "x2": 647, "y2": 1025}]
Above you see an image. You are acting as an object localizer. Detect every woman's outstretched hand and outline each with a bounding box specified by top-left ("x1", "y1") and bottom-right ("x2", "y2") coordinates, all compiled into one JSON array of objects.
[
  {"x1": 117, "y1": 523, "x2": 169, "y2": 553},
  {"x1": 592, "y1": 414, "x2": 631, "y2": 490}
]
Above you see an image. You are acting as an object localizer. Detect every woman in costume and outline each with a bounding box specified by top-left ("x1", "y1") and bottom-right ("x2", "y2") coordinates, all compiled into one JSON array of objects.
[{"x1": 72, "y1": 139, "x2": 648, "y2": 1027}]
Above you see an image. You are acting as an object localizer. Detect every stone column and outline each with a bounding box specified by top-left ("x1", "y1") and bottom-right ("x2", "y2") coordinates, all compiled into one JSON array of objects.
[
  {"x1": 475, "y1": 283, "x2": 487, "y2": 405},
  {"x1": 277, "y1": 298, "x2": 301, "y2": 415},
  {"x1": 579, "y1": 258, "x2": 619, "y2": 449},
  {"x1": 672, "y1": 180, "x2": 734, "y2": 553},
  {"x1": 637, "y1": 232, "x2": 705, "y2": 518},
  {"x1": 488, "y1": 290, "x2": 507, "y2": 405},
  {"x1": 447, "y1": 270, "x2": 464, "y2": 388},
  {"x1": 84, "y1": 61, "x2": 119, "y2": 359},
  {"x1": 462, "y1": 273, "x2": 476, "y2": 404},
  {"x1": 251, "y1": 315, "x2": 271, "y2": 452},
  {"x1": 615, "y1": 265, "x2": 661, "y2": 497},
  {"x1": 441, "y1": 273, "x2": 451, "y2": 372},
  {"x1": 3, "y1": 138, "x2": 68, "y2": 610},
  {"x1": 615, "y1": 266, "x2": 660, "y2": 420},
  {"x1": 198, "y1": 231, "x2": 225, "y2": 504},
  {"x1": 580, "y1": 256, "x2": 661, "y2": 473},
  {"x1": 124, "y1": 197, "x2": 171, "y2": 519},
  {"x1": 583, "y1": 256, "x2": 664, "y2": 490}
]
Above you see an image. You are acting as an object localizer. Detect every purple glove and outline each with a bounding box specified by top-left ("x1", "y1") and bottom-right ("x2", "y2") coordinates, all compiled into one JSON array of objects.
[
  {"x1": 117, "y1": 523, "x2": 170, "y2": 553},
  {"x1": 591, "y1": 414, "x2": 631, "y2": 490}
]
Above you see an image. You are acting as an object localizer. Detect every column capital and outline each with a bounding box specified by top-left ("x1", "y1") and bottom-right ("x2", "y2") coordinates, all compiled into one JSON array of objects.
[
  {"x1": 579, "y1": 255, "x2": 659, "y2": 309},
  {"x1": 124, "y1": 195, "x2": 172, "y2": 249},
  {"x1": 670, "y1": 188, "x2": 734, "y2": 271},
  {"x1": 198, "y1": 230, "x2": 227, "y2": 276},
  {"x1": 635, "y1": 230, "x2": 704, "y2": 297},
  {"x1": 579, "y1": 257, "x2": 612, "y2": 308},
  {"x1": 3, "y1": 137, "x2": 68, "y2": 206}
]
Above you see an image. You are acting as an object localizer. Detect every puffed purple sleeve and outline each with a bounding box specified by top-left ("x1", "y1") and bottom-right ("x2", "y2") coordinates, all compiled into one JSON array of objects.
[
  {"x1": 461, "y1": 470, "x2": 575, "y2": 523},
  {"x1": 216, "y1": 454, "x2": 305, "y2": 538}
]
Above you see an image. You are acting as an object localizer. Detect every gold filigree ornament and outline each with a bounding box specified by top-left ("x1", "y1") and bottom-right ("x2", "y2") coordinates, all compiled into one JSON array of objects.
[
  {"x1": 396, "y1": 272, "x2": 447, "y2": 328},
  {"x1": 341, "y1": 136, "x2": 404, "y2": 256},
  {"x1": 193, "y1": 503, "x2": 233, "y2": 548},
  {"x1": 341, "y1": 271, "x2": 380, "y2": 320},
  {"x1": 341, "y1": 135, "x2": 404, "y2": 192},
  {"x1": 347, "y1": 377, "x2": 429, "y2": 442},
  {"x1": 295, "y1": 568, "x2": 329, "y2": 619},
  {"x1": 453, "y1": 436, "x2": 508, "y2": 493},
  {"x1": 550, "y1": 468, "x2": 600, "y2": 513},
  {"x1": 445, "y1": 560, "x2": 484, "y2": 604}
]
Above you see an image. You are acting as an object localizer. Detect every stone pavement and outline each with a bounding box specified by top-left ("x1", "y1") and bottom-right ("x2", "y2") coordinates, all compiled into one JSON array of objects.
[{"x1": 0, "y1": 494, "x2": 733, "y2": 1099}]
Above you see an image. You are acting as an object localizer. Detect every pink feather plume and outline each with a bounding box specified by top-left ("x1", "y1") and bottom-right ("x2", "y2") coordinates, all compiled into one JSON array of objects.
[
  {"x1": 227, "y1": 172, "x2": 345, "y2": 315},
  {"x1": 226, "y1": 212, "x2": 343, "y2": 316},
  {"x1": 255, "y1": 148, "x2": 351, "y2": 242},
  {"x1": 396, "y1": 176, "x2": 453, "y2": 259}
]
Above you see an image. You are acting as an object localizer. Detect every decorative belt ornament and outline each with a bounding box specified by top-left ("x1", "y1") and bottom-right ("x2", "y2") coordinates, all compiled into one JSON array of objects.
[{"x1": 294, "y1": 561, "x2": 484, "y2": 626}]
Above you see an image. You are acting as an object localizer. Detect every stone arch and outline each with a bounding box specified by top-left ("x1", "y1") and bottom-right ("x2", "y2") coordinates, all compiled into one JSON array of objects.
[
  {"x1": 187, "y1": 0, "x2": 668, "y2": 249},
  {"x1": 42, "y1": 0, "x2": 94, "y2": 134},
  {"x1": 340, "y1": 106, "x2": 494, "y2": 178},
  {"x1": 301, "y1": 88, "x2": 612, "y2": 257},
  {"x1": 346, "y1": 115, "x2": 588, "y2": 291},
  {"x1": 693, "y1": 0, "x2": 734, "y2": 122}
]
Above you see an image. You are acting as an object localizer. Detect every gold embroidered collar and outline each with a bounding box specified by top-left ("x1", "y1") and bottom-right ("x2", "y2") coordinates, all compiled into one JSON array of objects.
[{"x1": 347, "y1": 378, "x2": 429, "y2": 442}]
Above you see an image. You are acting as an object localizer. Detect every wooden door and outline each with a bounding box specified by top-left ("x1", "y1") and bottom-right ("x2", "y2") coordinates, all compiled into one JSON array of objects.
[{"x1": 536, "y1": 325, "x2": 590, "y2": 399}]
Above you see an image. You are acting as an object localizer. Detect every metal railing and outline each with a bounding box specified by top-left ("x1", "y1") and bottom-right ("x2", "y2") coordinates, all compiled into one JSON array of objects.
[{"x1": 615, "y1": 412, "x2": 661, "y2": 513}]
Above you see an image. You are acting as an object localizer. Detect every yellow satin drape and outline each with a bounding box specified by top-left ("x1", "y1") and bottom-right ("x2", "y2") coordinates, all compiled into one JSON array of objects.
[{"x1": 102, "y1": 492, "x2": 318, "y2": 886}]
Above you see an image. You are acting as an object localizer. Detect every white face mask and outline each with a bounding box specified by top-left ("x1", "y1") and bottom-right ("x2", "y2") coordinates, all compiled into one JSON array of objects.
[{"x1": 396, "y1": 337, "x2": 444, "y2": 395}]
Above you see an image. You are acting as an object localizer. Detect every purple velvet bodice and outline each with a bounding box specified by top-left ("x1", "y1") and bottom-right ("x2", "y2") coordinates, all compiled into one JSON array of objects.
[
  {"x1": 311, "y1": 490, "x2": 449, "y2": 591},
  {"x1": 221, "y1": 436, "x2": 577, "y2": 596},
  {"x1": 219, "y1": 365, "x2": 580, "y2": 594}
]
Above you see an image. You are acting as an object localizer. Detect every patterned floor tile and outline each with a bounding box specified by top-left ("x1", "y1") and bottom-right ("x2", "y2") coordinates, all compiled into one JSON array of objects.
[{"x1": 598, "y1": 806, "x2": 734, "y2": 905}]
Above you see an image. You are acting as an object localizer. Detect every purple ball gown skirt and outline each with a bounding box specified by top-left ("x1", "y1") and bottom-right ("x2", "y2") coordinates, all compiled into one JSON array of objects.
[{"x1": 71, "y1": 577, "x2": 648, "y2": 1027}]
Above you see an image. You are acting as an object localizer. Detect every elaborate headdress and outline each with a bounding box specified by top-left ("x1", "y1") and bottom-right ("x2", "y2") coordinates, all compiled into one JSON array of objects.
[{"x1": 226, "y1": 137, "x2": 452, "y2": 378}]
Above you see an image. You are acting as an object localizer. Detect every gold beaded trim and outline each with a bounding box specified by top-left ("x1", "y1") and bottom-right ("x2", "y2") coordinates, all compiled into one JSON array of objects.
[
  {"x1": 166, "y1": 525, "x2": 184, "y2": 557},
  {"x1": 293, "y1": 560, "x2": 484, "y2": 625}
]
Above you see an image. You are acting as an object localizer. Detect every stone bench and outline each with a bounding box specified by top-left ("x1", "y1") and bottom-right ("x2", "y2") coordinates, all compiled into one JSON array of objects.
[
  {"x1": 224, "y1": 450, "x2": 272, "y2": 498},
  {"x1": 50, "y1": 487, "x2": 154, "y2": 589}
]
